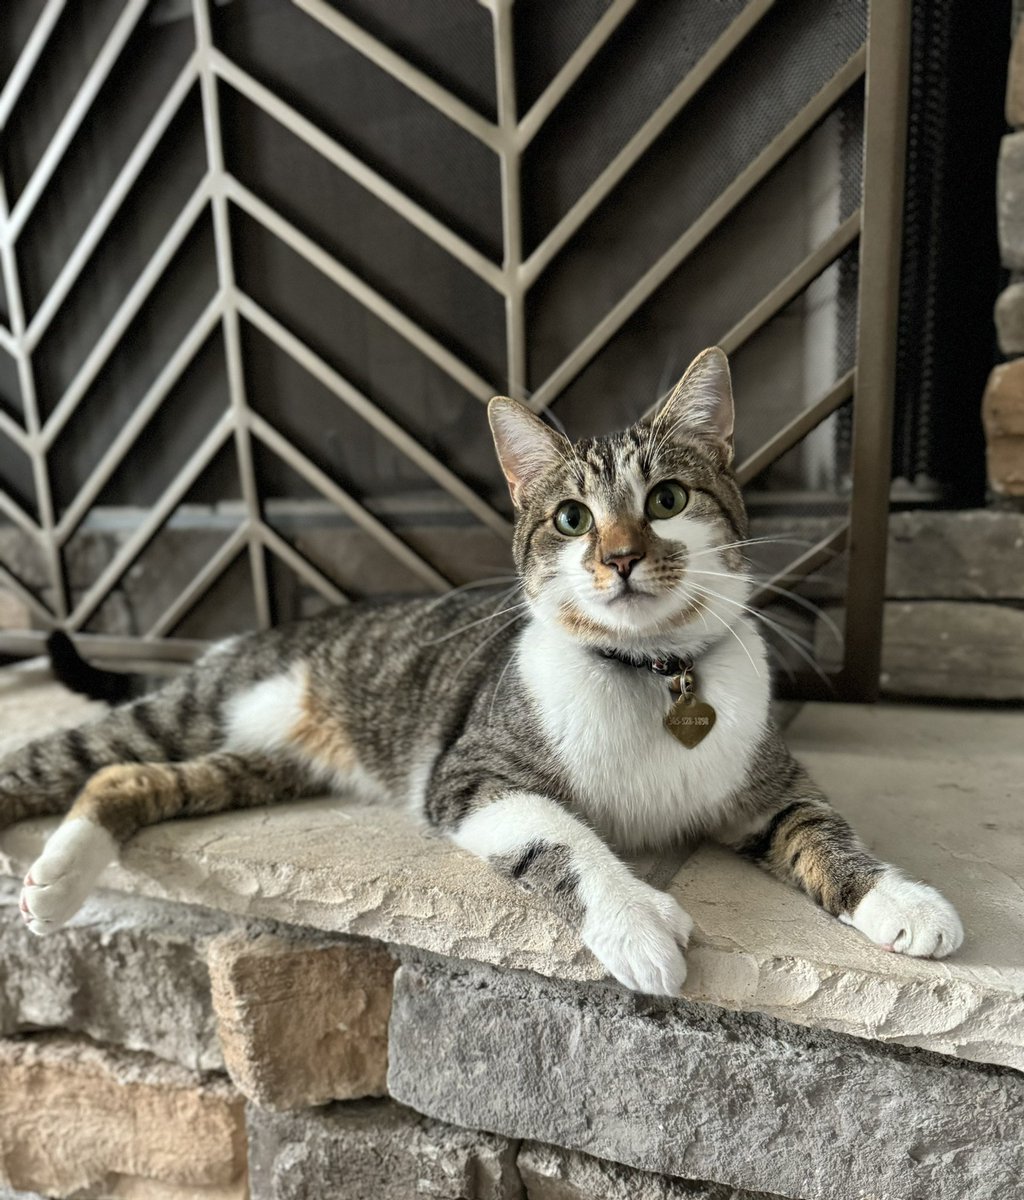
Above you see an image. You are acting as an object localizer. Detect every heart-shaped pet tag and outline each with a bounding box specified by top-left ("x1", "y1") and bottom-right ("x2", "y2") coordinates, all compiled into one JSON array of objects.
[{"x1": 664, "y1": 694, "x2": 716, "y2": 748}]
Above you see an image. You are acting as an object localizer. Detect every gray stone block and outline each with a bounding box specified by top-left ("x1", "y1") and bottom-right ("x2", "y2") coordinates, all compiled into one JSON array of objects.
[
  {"x1": 518, "y1": 1143, "x2": 778, "y2": 1200},
  {"x1": 388, "y1": 961, "x2": 1024, "y2": 1200},
  {"x1": 0, "y1": 877, "x2": 227, "y2": 1071},
  {"x1": 247, "y1": 1099, "x2": 524, "y2": 1200},
  {"x1": 999, "y1": 133, "x2": 1024, "y2": 269}
]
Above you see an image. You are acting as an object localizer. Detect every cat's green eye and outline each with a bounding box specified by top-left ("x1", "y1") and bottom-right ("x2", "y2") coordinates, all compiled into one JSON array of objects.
[
  {"x1": 553, "y1": 501, "x2": 594, "y2": 537},
  {"x1": 645, "y1": 481, "x2": 689, "y2": 520}
]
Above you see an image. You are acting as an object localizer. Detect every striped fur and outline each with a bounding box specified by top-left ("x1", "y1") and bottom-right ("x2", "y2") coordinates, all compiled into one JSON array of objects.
[{"x1": 4, "y1": 348, "x2": 963, "y2": 989}]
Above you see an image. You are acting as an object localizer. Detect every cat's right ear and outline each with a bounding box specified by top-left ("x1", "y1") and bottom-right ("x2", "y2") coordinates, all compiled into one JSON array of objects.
[{"x1": 488, "y1": 397, "x2": 569, "y2": 508}]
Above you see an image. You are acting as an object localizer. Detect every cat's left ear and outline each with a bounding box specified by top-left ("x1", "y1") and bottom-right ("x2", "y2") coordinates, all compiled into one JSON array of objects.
[
  {"x1": 488, "y1": 396, "x2": 569, "y2": 507},
  {"x1": 654, "y1": 346, "x2": 734, "y2": 464}
]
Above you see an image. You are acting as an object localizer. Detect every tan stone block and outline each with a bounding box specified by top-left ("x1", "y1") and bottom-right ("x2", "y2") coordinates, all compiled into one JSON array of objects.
[
  {"x1": 208, "y1": 932, "x2": 395, "y2": 1111},
  {"x1": 1008, "y1": 22, "x2": 1024, "y2": 127},
  {"x1": 981, "y1": 358, "x2": 1024, "y2": 437},
  {"x1": 0, "y1": 1035, "x2": 246, "y2": 1199},
  {"x1": 987, "y1": 435, "x2": 1024, "y2": 495}
]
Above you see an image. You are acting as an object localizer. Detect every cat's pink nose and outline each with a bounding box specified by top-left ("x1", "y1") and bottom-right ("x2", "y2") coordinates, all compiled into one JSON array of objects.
[{"x1": 604, "y1": 551, "x2": 644, "y2": 578}]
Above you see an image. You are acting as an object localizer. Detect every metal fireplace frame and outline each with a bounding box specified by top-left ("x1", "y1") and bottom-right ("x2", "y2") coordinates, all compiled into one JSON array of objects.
[{"x1": 0, "y1": 0, "x2": 910, "y2": 701}]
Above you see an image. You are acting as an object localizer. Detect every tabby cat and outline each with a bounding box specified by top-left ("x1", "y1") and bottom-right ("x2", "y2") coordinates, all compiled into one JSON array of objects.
[{"x1": 3, "y1": 348, "x2": 962, "y2": 995}]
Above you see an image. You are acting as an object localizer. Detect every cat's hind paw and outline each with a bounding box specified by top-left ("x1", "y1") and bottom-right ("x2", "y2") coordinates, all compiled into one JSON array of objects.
[
  {"x1": 19, "y1": 818, "x2": 117, "y2": 936},
  {"x1": 583, "y1": 882, "x2": 693, "y2": 996},
  {"x1": 841, "y1": 869, "x2": 963, "y2": 959}
]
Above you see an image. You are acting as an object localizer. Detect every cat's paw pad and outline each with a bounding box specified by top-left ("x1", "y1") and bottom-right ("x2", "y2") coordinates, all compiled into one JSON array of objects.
[
  {"x1": 19, "y1": 818, "x2": 117, "y2": 936},
  {"x1": 841, "y1": 870, "x2": 963, "y2": 959},
  {"x1": 583, "y1": 882, "x2": 693, "y2": 996}
]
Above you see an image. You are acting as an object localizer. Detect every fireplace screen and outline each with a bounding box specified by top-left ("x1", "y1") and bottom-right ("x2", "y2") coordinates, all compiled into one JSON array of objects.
[{"x1": 0, "y1": 0, "x2": 911, "y2": 700}]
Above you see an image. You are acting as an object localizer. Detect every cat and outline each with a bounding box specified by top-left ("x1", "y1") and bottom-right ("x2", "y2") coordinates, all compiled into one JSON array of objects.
[{"x1": 2, "y1": 347, "x2": 963, "y2": 995}]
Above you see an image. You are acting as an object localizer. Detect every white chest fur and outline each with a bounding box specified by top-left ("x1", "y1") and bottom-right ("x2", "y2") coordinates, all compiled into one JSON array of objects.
[{"x1": 517, "y1": 618, "x2": 771, "y2": 851}]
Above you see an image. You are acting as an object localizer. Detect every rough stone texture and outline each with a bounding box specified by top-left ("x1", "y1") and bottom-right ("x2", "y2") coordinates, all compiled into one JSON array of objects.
[
  {"x1": 1008, "y1": 19, "x2": 1024, "y2": 127},
  {"x1": 208, "y1": 930, "x2": 395, "y2": 1110},
  {"x1": 995, "y1": 282, "x2": 1024, "y2": 354},
  {"x1": 820, "y1": 601, "x2": 1024, "y2": 700},
  {"x1": 885, "y1": 509, "x2": 1024, "y2": 599},
  {"x1": 680, "y1": 702, "x2": 1024, "y2": 1073},
  {"x1": 388, "y1": 961, "x2": 1024, "y2": 1200},
  {"x1": 985, "y1": 434, "x2": 1024, "y2": 497},
  {"x1": 998, "y1": 132, "x2": 1024, "y2": 269},
  {"x1": 517, "y1": 1143, "x2": 778, "y2": 1200},
  {"x1": 0, "y1": 1035, "x2": 246, "y2": 1198},
  {"x1": 247, "y1": 1099, "x2": 523, "y2": 1200},
  {"x1": 2, "y1": 681, "x2": 1022, "y2": 1074},
  {"x1": 0, "y1": 879, "x2": 227, "y2": 1071},
  {"x1": 982, "y1": 358, "x2": 1024, "y2": 495}
]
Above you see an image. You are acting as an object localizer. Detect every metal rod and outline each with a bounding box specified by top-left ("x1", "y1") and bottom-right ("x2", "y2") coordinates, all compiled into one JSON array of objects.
[
  {"x1": 211, "y1": 50, "x2": 505, "y2": 293},
  {"x1": 492, "y1": 0, "x2": 526, "y2": 398},
  {"x1": 236, "y1": 293, "x2": 513, "y2": 538},
  {"x1": 736, "y1": 370, "x2": 855, "y2": 486},
  {"x1": 521, "y1": 0, "x2": 777, "y2": 291},
  {"x1": 25, "y1": 53, "x2": 200, "y2": 352},
  {"x1": 0, "y1": 0, "x2": 66, "y2": 133},
  {"x1": 291, "y1": 0, "x2": 500, "y2": 150},
  {"x1": 248, "y1": 411, "x2": 451, "y2": 593},
  {"x1": 528, "y1": 45, "x2": 867, "y2": 413},
  {"x1": 0, "y1": 630, "x2": 208, "y2": 663},
  {"x1": 840, "y1": 0, "x2": 912, "y2": 702},
  {"x1": 0, "y1": 562, "x2": 54, "y2": 627},
  {"x1": 6, "y1": 0, "x2": 149, "y2": 241},
  {"x1": 144, "y1": 520, "x2": 251, "y2": 639},
  {"x1": 517, "y1": 0, "x2": 637, "y2": 150},
  {"x1": 719, "y1": 211, "x2": 861, "y2": 357},
  {"x1": 194, "y1": 0, "x2": 271, "y2": 629},
  {"x1": 0, "y1": 176, "x2": 65, "y2": 618},
  {"x1": 749, "y1": 525, "x2": 848, "y2": 609},
  {"x1": 257, "y1": 522, "x2": 348, "y2": 607},
  {"x1": 42, "y1": 176, "x2": 213, "y2": 449},
  {"x1": 224, "y1": 176, "x2": 493, "y2": 402},
  {"x1": 67, "y1": 412, "x2": 235, "y2": 629},
  {"x1": 55, "y1": 295, "x2": 225, "y2": 545}
]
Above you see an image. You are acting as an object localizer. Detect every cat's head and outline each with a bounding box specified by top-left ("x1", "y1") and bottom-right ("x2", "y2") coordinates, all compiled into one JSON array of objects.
[{"x1": 488, "y1": 347, "x2": 750, "y2": 653}]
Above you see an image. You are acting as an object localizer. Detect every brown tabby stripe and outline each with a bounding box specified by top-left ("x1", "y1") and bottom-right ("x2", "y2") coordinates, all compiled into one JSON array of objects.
[{"x1": 736, "y1": 799, "x2": 882, "y2": 916}]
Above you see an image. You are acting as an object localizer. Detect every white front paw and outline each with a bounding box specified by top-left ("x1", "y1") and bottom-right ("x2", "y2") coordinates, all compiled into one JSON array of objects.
[
  {"x1": 583, "y1": 881, "x2": 693, "y2": 996},
  {"x1": 841, "y1": 869, "x2": 963, "y2": 959},
  {"x1": 19, "y1": 818, "x2": 117, "y2": 936}
]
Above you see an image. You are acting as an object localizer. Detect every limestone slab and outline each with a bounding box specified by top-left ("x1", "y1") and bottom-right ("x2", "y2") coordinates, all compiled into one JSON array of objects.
[
  {"x1": 676, "y1": 703, "x2": 1024, "y2": 1071},
  {"x1": 389, "y1": 960, "x2": 1024, "y2": 1200},
  {"x1": 247, "y1": 1099, "x2": 523, "y2": 1200},
  {"x1": 1, "y1": 678, "x2": 1021, "y2": 1072}
]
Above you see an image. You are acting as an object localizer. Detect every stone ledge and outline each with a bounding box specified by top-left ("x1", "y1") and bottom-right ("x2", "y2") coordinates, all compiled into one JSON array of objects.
[{"x1": 1, "y1": 676, "x2": 1021, "y2": 1073}]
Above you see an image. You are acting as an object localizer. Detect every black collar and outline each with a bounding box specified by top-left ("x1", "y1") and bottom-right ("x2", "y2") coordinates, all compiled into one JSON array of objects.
[{"x1": 599, "y1": 648, "x2": 694, "y2": 678}]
